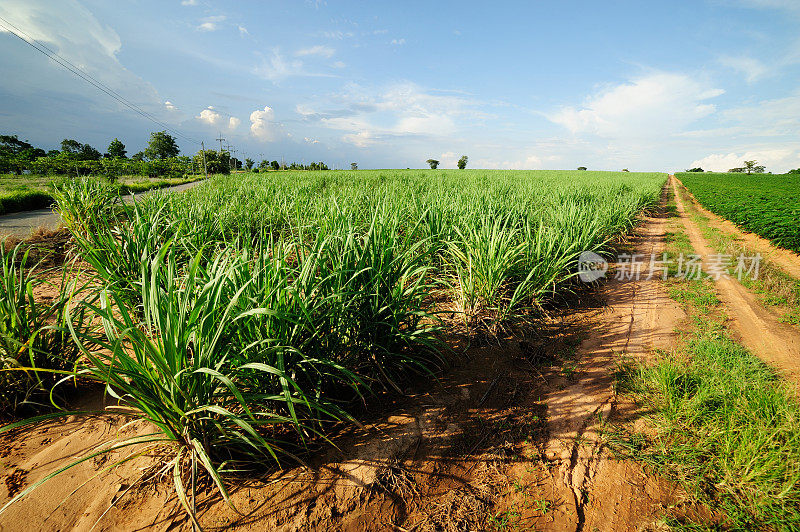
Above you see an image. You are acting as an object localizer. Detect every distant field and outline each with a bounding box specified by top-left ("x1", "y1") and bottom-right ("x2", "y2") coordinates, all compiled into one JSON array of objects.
[
  {"x1": 677, "y1": 172, "x2": 800, "y2": 253},
  {"x1": 0, "y1": 173, "x2": 205, "y2": 215}
]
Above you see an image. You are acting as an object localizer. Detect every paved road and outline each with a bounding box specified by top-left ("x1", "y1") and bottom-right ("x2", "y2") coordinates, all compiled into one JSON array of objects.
[{"x1": 0, "y1": 180, "x2": 203, "y2": 238}]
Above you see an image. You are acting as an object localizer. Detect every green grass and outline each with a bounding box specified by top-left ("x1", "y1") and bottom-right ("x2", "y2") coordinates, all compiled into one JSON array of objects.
[
  {"x1": 0, "y1": 174, "x2": 205, "y2": 216},
  {"x1": 676, "y1": 171, "x2": 800, "y2": 253},
  {"x1": 0, "y1": 243, "x2": 88, "y2": 415},
  {"x1": 675, "y1": 183, "x2": 800, "y2": 329},
  {"x1": 610, "y1": 196, "x2": 800, "y2": 529}
]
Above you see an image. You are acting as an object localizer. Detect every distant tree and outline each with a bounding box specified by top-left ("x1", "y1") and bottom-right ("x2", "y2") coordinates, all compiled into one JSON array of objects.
[
  {"x1": 60, "y1": 139, "x2": 83, "y2": 156},
  {"x1": 193, "y1": 149, "x2": 230, "y2": 175},
  {"x1": 788, "y1": 168, "x2": 800, "y2": 174},
  {"x1": 686, "y1": 167, "x2": 704, "y2": 172},
  {"x1": 622, "y1": 168, "x2": 629, "y2": 172},
  {"x1": 351, "y1": 162, "x2": 358, "y2": 170},
  {"x1": 258, "y1": 160, "x2": 270, "y2": 171},
  {"x1": 743, "y1": 160, "x2": 765, "y2": 174},
  {"x1": 577, "y1": 166, "x2": 587, "y2": 171},
  {"x1": 271, "y1": 160, "x2": 280, "y2": 170},
  {"x1": 0, "y1": 135, "x2": 44, "y2": 174},
  {"x1": 426, "y1": 158, "x2": 440, "y2": 169},
  {"x1": 131, "y1": 151, "x2": 145, "y2": 162},
  {"x1": 245, "y1": 158, "x2": 255, "y2": 170},
  {"x1": 80, "y1": 144, "x2": 102, "y2": 161},
  {"x1": 144, "y1": 131, "x2": 179, "y2": 160},
  {"x1": 457, "y1": 155, "x2": 468, "y2": 169},
  {"x1": 1, "y1": 135, "x2": 37, "y2": 155},
  {"x1": 107, "y1": 138, "x2": 127, "y2": 158}
]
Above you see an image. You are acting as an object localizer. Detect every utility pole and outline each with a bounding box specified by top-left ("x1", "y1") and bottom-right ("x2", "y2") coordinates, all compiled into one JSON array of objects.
[
  {"x1": 216, "y1": 132, "x2": 226, "y2": 153},
  {"x1": 200, "y1": 141, "x2": 208, "y2": 178}
]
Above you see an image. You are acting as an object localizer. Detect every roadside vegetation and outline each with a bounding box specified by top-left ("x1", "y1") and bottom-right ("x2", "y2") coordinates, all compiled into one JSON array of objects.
[
  {"x1": 0, "y1": 169, "x2": 665, "y2": 522},
  {"x1": 675, "y1": 182, "x2": 800, "y2": 328},
  {"x1": 609, "y1": 187, "x2": 800, "y2": 530}
]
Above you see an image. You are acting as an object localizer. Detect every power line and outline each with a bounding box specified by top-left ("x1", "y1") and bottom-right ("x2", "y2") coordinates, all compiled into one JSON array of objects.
[{"x1": 0, "y1": 15, "x2": 201, "y2": 146}]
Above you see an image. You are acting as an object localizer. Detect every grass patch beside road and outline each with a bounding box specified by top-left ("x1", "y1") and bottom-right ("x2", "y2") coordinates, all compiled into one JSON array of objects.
[
  {"x1": 0, "y1": 174, "x2": 204, "y2": 215},
  {"x1": 675, "y1": 183, "x2": 800, "y2": 330},
  {"x1": 608, "y1": 187, "x2": 800, "y2": 530}
]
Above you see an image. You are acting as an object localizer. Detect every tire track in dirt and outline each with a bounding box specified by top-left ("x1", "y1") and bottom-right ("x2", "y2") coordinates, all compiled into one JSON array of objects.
[
  {"x1": 542, "y1": 183, "x2": 686, "y2": 531},
  {"x1": 674, "y1": 177, "x2": 800, "y2": 279},
  {"x1": 670, "y1": 176, "x2": 800, "y2": 391}
]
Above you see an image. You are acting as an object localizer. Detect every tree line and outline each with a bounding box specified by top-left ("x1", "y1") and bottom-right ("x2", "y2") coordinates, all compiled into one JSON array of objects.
[
  {"x1": 1, "y1": 132, "x2": 337, "y2": 178},
  {"x1": 685, "y1": 160, "x2": 800, "y2": 174},
  {"x1": 0, "y1": 131, "x2": 191, "y2": 178}
]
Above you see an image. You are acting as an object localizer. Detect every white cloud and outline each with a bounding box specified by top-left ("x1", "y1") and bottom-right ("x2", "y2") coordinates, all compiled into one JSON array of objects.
[
  {"x1": 549, "y1": 73, "x2": 724, "y2": 139},
  {"x1": 303, "y1": 82, "x2": 485, "y2": 147},
  {"x1": 390, "y1": 38, "x2": 406, "y2": 45},
  {"x1": 253, "y1": 49, "x2": 305, "y2": 81},
  {"x1": 474, "y1": 154, "x2": 546, "y2": 170},
  {"x1": 295, "y1": 45, "x2": 335, "y2": 58},
  {"x1": 304, "y1": 137, "x2": 320, "y2": 144},
  {"x1": 332, "y1": 61, "x2": 346, "y2": 69},
  {"x1": 228, "y1": 116, "x2": 241, "y2": 130},
  {"x1": 319, "y1": 30, "x2": 354, "y2": 39},
  {"x1": 165, "y1": 101, "x2": 177, "y2": 111},
  {"x1": 719, "y1": 55, "x2": 769, "y2": 82},
  {"x1": 196, "y1": 106, "x2": 222, "y2": 125},
  {"x1": 690, "y1": 148, "x2": 800, "y2": 173},
  {"x1": 0, "y1": 0, "x2": 163, "y2": 113},
  {"x1": 181, "y1": 0, "x2": 198, "y2": 5},
  {"x1": 722, "y1": 93, "x2": 800, "y2": 135},
  {"x1": 238, "y1": 25, "x2": 249, "y2": 36},
  {"x1": 250, "y1": 106, "x2": 277, "y2": 141},
  {"x1": 197, "y1": 15, "x2": 225, "y2": 32},
  {"x1": 342, "y1": 131, "x2": 375, "y2": 148}
]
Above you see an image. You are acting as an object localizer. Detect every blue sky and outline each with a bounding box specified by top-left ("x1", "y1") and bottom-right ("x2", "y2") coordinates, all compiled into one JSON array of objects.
[{"x1": 1, "y1": 0, "x2": 799, "y2": 171}]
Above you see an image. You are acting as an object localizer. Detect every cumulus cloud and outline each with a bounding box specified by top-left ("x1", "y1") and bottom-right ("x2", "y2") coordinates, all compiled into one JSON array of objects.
[
  {"x1": 250, "y1": 106, "x2": 277, "y2": 141},
  {"x1": 196, "y1": 106, "x2": 222, "y2": 125},
  {"x1": 342, "y1": 131, "x2": 375, "y2": 148},
  {"x1": 549, "y1": 72, "x2": 724, "y2": 139},
  {"x1": 228, "y1": 116, "x2": 241, "y2": 130},
  {"x1": 164, "y1": 101, "x2": 177, "y2": 111},
  {"x1": 295, "y1": 45, "x2": 335, "y2": 58},
  {"x1": 690, "y1": 148, "x2": 800, "y2": 173},
  {"x1": 304, "y1": 137, "x2": 320, "y2": 144}
]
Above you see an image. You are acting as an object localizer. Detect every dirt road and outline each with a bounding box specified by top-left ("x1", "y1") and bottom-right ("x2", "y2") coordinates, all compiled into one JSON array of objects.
[
  {"x1": 0, "y1": 180, "x2": 203, "y2": 238},
  {"x1": 671, "y1": 176, "x2": 800, "y2": 390}
]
